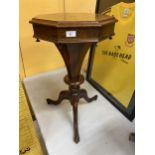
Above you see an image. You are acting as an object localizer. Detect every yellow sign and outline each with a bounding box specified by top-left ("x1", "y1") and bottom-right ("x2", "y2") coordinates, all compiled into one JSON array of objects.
[{"x1": 91, "y1": 2, "x2": 135, "y2": 108}]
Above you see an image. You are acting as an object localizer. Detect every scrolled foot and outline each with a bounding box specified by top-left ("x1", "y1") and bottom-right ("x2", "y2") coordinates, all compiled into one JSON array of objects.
[
  {"x1": 91, "y1": 95, "x2": 98, "y2": 101},
  {"x1": 74, "y1": 135, "x2": 80, "y2": 143},
  {"x1": 46, "y1": 98, "x2": 60, "y2": 105},
  {"x1": 79, "y1": 89, "x2": 98, "y2": 103}
]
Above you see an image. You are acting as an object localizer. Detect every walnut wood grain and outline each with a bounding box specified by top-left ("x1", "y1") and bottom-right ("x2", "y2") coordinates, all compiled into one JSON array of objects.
[{"x1": 30, "y1": 13, "x2": 117, "y2": 143}]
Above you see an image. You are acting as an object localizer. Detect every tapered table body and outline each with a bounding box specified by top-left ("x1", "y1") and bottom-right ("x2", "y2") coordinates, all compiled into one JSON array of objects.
[{"x1": 30, "y1": 13, "x2": 117, "y2": 143}]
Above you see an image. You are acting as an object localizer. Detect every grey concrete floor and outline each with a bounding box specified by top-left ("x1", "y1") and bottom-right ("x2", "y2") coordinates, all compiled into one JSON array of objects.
[{"x1": 24, "y1": 68, "x2": 135, "y2": 155}]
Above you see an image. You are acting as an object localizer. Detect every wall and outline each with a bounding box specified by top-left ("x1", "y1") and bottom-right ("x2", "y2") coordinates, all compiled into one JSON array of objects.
[
  {"x1": 19, "y1": 0, "x2": 97, "y2": 79},
  {"x1": 65, "y1": 0, "x2": 96, "y2": 13}
]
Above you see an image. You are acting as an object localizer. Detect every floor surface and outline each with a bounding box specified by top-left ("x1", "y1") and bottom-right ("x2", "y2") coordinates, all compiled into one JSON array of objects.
[{"x1": 24, "y1": 68, "x2": 135, "y2": 155}]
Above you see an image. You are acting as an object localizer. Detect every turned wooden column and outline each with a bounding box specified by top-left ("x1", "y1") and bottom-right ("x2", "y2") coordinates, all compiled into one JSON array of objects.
[{"x1": 30, "y1": 13, "x2": 117, "y2": 143}]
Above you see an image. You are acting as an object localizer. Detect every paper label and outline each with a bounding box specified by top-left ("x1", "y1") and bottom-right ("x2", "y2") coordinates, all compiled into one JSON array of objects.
[{"x1": 66, "y1": 31, "x2": 77, "y2": 37}]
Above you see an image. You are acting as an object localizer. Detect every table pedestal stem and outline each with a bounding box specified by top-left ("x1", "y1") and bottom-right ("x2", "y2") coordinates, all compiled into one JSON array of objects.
[{"x1": 46, "y1": 43, "x2": 98, "y2": 143}]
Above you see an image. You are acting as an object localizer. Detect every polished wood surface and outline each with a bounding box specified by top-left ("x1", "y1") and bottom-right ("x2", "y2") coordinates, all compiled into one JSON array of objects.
[
  {"x1": 30, "y1": 13, "x2": 117, "y2": 43},
  {"x1": 30, "y1": 13, "x2": 117, "y2": 143},
  {"x1": 30, "y1": 13, "x2": 116, "y2": 27}
]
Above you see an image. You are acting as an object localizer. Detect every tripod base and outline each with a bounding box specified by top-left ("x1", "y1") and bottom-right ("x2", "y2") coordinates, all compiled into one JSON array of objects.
[{"x1": 47, "y1": 88, "x2": 97, "y2": 143}]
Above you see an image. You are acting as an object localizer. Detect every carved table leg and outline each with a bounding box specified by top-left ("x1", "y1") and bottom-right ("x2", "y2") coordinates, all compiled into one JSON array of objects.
[
  {"x1": 79, "y1": 89, "x2": 98, "y2": 103},
  {"x1": 71, "y1": 95, "x2": 80, "y2": 143},
  {"x1": 46, "y1": 90, "x2": 70, "y2": 105},
  {"x1": 46, "y1": 85, "x2": 97, "y2": 143}
]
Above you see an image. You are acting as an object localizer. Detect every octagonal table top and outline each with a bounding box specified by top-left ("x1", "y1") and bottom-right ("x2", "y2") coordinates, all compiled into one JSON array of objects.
[{"x1": 30, "y1": 13, "x2": 117, "y2": 28}]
